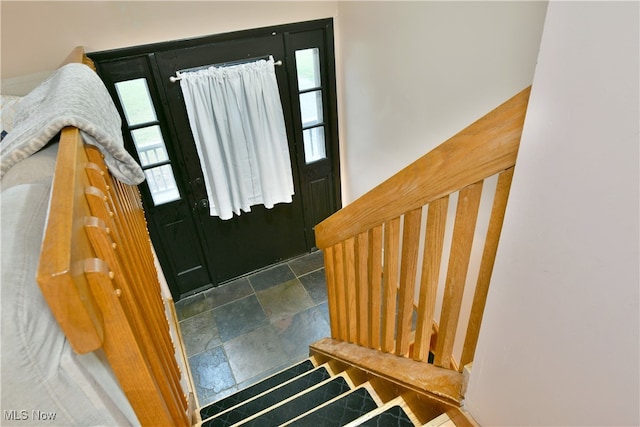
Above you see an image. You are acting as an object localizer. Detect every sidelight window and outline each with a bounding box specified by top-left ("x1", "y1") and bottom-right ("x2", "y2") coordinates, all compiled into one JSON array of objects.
[
  {"x1": 131, "y1": 126, "x2": 169, "y2": 166},
  {"x1": 115, "y1": 78, "x2": 180, "y2": 206},
  {"x1": 295, "y1": 48, "x2": 326, "y2": 164},
  {"x1": 115, "y1": 79, "x2": 157, "y2": 125}
]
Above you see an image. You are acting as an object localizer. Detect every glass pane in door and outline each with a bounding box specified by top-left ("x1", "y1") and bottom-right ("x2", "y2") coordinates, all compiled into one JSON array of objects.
[
  {"x1": 144, "y1": 164, "x2": 181, "y2": 205},
  {"x1": 299, "y1": 90, "x2": 323, "y2": 127},
  {"x1": 303, "y1": 126, "x2": 326, "y2": 163},
  {"x1": 115, "y1": 78, "x2": 157, "y2": 125},
  {"x1": 131, "y1": 126, "x2": 170, "y2": 167},
  {"x1": 295, "y1": 48, "x2": 321, "y2": 91}
]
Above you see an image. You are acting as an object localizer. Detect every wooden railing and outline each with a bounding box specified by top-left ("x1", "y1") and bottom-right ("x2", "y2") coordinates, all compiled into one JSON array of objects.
[
  {"x1": 37, "y1": 129, "x2": 191, "y2": 426},
  {"x1": 36, "y1": 48, "x2": 192, "y2": 426},
  {"x1": 315, "y1": 87, "x2": 530, "y2": 379}
]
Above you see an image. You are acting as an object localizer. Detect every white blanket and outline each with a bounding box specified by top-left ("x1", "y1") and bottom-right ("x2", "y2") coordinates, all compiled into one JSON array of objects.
[{"x1": 0, "y1": 63, "x2": 144, "y2": 185}]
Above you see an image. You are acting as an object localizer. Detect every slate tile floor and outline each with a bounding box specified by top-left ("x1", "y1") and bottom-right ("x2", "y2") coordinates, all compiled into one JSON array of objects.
[{"x1": 175, "y1": 251, "x2": 330, "y2": 408}]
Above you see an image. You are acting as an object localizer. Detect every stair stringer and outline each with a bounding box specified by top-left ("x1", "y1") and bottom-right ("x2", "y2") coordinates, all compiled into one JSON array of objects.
[
  {"x1": 310, "y1": 338, "x2": 464, "y2": 405},
  {"x1": 309, "y1": 337, "x2": 480, "y2": 426},
  {"x1": 197, "y1": 344, "x2": 480, "y2": 427}
]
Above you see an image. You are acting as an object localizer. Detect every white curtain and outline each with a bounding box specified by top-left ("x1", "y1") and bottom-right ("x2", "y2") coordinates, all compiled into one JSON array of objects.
[{"x1": 179, "y1": 57, "x2": 294, "y2": 220}]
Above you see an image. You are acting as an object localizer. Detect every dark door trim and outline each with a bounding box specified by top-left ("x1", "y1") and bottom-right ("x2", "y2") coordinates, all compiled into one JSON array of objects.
[
  {"x1": 89, "y1": 19, "x2": 336, "y2": 62},
  {"x1": 89, "y1": 18, "x2": 341, "y2": 299}
]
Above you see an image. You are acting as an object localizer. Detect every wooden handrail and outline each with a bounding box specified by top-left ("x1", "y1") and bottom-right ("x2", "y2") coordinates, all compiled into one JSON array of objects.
[
  {"x1": 61, "y1": 45, "x2": 96, "y2": 70},
  {"x1": 314, "y1": 87, "x2": 531, "y2": 387},
  {"x1": 37, "y1": 47, "x2": 190, "y2": 426},
  {"x1": 37, "y1": 127, "x2": 104, "y2": 353},
  {"x1": 315, "y1": 87, "x2": 530, "y2": 249}
]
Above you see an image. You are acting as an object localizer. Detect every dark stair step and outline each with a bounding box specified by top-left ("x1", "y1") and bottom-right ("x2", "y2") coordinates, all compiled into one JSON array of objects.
[
  {"x1": 356, "y1": 405, "x2": 414, "y2": 426},
  {"x1": 242, "y1": 376, "x2": 352, "y2": 426},
  {"x1": 202, "y1": 366, "x2": 331, "y2": 427},
  {"x1": 287, "y1": 387, "x2": 378, "y2": 426},
  {"x1": 200, "y1": 359, "x2": 316, "y2": 419}
]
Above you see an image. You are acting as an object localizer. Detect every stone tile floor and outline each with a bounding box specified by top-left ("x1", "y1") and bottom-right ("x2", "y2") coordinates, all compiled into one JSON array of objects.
[{"x1": 175, "y1": 251, "x2": 330, "y2": 408}]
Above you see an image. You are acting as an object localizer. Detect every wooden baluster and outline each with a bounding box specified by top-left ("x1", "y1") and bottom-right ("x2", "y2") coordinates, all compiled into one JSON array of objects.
[
  {"x1": 99, "y1": 168, "x2": 176, "y2": 367},
  {"x1": 84, "y1": 157, "x2": 186, "y2": 415},
  {"x1": 86, "y1": 178, "x2": 180, "y2": 387},
  {"x1": 396, "y1": 207, "x2": 423, "y2": 356},
  {"x1": 355, "y1": 231, "x2": 370, "y2": 347},
  {"x1": 334, "y1": 242, "x2": 348, "y2": 341},
  {"x1": 323, "y1": 246, "x2": 340, "y2": 339},
  {"x1": 368, "y1": 225, "x2": 383, "y2": 350},
  {"x1": 381, "y1": 217, "x2": 401, "y2": 353},
  {"x1": 85, "y1": 162, "x2": 118, "y2": 221},
  {"x1": 118, "y1": 182, "x2": 160, "y2": 288},
  {"x1": 112, "y1": 180, "x2": 179, "y2": 375},
  {"x1": 87, "y1": 149, "x2": 164, "y2": 322},
  {"x1": 344, "y1": 237, "x2": 358, "y2": 343},
  {"x1": 85, "y1": 186, "x2": 114, "y2": 225},
  {"x1": 434, "y1": 181, "x2": 483, "y2": 369},
  {"x1": 118, "y1": 184, "x2": 185, "y2": 408},
  {"x1": 87, "y1": 153, "x2": 162, "y2": 321},
  {"x1": 460, "y1": 168, "x2": 515, "y2": 370},
  {"x1": 84, "y1": 218, "x2": 187, "y2": 426},
  {"x1": 84, "y1": 258, "x2": 188, "y2": 427},
  {"x1": 84, "y1": 184, "x2": 185, "y2": 411},
  {"x1": 413, "y1": 196, "x2": 449, "y2": 362}
]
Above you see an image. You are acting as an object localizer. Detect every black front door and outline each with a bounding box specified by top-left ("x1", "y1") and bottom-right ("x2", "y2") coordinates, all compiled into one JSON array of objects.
[
  {"x1": 154, "y1": 34, "x2": 308, "y2": 286},
  {"x1": 91, "y1": 19, "x2": 340, "y2": 300}
]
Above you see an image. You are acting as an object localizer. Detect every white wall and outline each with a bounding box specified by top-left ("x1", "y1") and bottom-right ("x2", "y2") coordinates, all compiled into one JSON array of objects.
[
  {"x1": 0, "y1": 1, "x2": 338, "y2": 92},
  {"x1": 335, "y1": 1, "x2": 547, "y2": 203},
  {"x1": 3, "y1": 1, "x2": 546, "y2": 204},
  {"x1": 465, "y1": 2, "x2": 640, "y2": 425}
]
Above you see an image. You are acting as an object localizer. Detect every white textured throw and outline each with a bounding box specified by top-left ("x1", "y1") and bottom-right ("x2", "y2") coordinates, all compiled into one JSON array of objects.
[{"x1": 0, "y1": 63, "x2": 145, "y2": 185}]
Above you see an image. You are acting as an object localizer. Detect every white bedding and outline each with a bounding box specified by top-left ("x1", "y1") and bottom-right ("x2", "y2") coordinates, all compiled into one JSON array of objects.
[
  {"x1": 0, "y1": 63, "x2": 144, "y2": 185},
  {"x1": 0, "y1": 145, "x2": 139, "y2": 426}
]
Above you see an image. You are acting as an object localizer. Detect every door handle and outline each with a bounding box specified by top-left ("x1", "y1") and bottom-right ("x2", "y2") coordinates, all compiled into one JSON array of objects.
[{"x1": 194, "y1": 198, "x2": 209, "y2": 210}]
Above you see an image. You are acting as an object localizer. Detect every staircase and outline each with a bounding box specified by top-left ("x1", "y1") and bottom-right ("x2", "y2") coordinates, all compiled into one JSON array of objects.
[
  {"x1": 196, "y1": 87, "x2": 531, "y2": 427},
  {"x1": 198, "y1": 354, "x2": 468, "y2": 427}
]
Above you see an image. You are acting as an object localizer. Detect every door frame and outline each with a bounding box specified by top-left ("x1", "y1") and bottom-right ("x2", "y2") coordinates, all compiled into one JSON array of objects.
[{"x1": 89, "y1": 18, "x2": 341, "y2": 299}]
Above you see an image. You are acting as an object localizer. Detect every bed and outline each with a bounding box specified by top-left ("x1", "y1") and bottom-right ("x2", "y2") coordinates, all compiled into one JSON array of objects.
[{"x1": 1, "y1": 47, "x2": 195, "y2": 426}]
